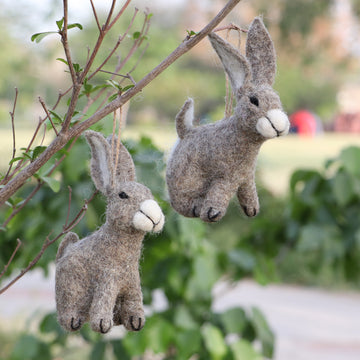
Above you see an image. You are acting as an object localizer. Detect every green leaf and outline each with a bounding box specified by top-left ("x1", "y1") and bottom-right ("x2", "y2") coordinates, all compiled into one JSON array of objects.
[
  {"x1": 333, "y1": 171, "x2": 354, "y2": 206},
  {"x1": 108, "y1": 93, "x2": 119, "y2": 102},
  {"x1": 201, "y1": 323, "x2": 227, "y2": 359},
  {"x1": 9, "y1": 156, "x2": 24, "y2": 165},
  {"x1": 122, "y1": 84, "x2": 134, "y2": 92},
  {"x1": 220, "y1": 307, "x2": 247, "y2": 334},
  {"x1": 230, "y1": 339, "x2": 262, "y2": 360},
  {"x1": 175, "y1": 329, "x2": 202, "y2": 359},
  {"x1": 174, "y1": 305, "x2": 198, "y2": 330},
  {"x1": 11, "y1": 334, "x2": 40, "y2": 360},
  {"x1": 340, "y1": 146, "x2": 360, "y2": 177},
  {"x1": 228, "y1": 250, "x2": 256, "y2": 271},
  {"x1": 90, "y1": 341, "x2": 106, "y2": 360},
  {"x1": 56, "y1": 18, "x2": 64, "y2": 30},
  {"x1": 56, "y1": 58, "x2": 68, "y2": 65},
  {"x1": 31, "y1": 31, "x2": 57, "y2": 43},
  {"x1": 41, "y1": 176, "x2": 61, "y2": 193},
  {"x1": 133, "y1": 31, "x2": 141, "y2": 39},
  {"x1": 68, "y1": 23, "x2": 83, "y2": 30},
  {"x1": 111, "y1": 340, "x2": 131, "y2": 360},
  {"x1": 32, "y1": 146, "x2": 47, "y2": 161},
  {"x1": 251, "y1": 307, "x2": 274, "y2": 358},
  {"x1": 49, "y1": 110, "x2": 63, "y2": 124}
]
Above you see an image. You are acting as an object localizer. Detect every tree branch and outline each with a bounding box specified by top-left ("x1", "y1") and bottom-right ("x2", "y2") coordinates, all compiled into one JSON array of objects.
[{"x1": 0, "y1": 0, "x2": 242, "y2": 206}]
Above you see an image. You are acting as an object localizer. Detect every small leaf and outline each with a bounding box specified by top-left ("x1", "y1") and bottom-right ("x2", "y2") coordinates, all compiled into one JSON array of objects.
[
  {"x1": 9, "y1": 157, "x2": 24, "y2": 165},
  {"x1": 133, "y1": 31, "x2": 141, "y2": 39},
  {"x1": 68, "y1": 23, "x2": 83, "y2": 30},
  {"x1": 56, "y1": 58, "x2": 68, "y2": 65},
  {"x1": 31, "y1": 31, "x2": 57, "y2": 43},
  {"x1": 108, "y1": 93, "x2": 119, "y2": 102},
  {"x1": 122, "y1": 84, "x2": 134, "y2": 92},
  {"x1": 56, "y1": 18, "x2": 64, "y2": 30},
  {"x1": 32, "y1": 146, "x2": 47, "y2": 161},
  {"x1": 201, "y1": 324, "x2": 227, "y2": 359},
  {"x1": 42, "y1": 176, "x2": 61, "y2": 193}
]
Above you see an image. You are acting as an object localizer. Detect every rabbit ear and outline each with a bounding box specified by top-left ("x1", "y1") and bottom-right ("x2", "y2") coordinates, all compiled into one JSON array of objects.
[
  {"x1": 106, "y1": 135, "x2": 136, "y2": 182},
  {"x1": 246, "y1": 17, "x2": 276, "y2": 85},
  {"x1": 208, "y1": 32, "x2": 251, "y2": 93},
  {"x1": 84, "y1": 130, "x2": 113, "y2": 194}
]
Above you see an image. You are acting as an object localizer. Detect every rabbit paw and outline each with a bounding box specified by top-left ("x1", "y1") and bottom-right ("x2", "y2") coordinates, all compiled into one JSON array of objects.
[
  {"x1": 200, "y1": 206, "x2": 223, "y2": 222},
  {"x1": 123, "y1": 315, "x2": 145, "y2": 331},
  {"x1": 91, "y1": 316, "x2": 113, "y2": 334},
  {"x1": 58, "y1": 314, "x2": 84, "y2": 332},
  {"x1": 242, "y1": 205, "x2": 259, "y2": 217}
]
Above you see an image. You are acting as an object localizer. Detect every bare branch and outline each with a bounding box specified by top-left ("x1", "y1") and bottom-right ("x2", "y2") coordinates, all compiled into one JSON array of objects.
[
  {"x1": 0, "y1": 0, "x2": 242, "y2": 206},
  {"x1": 3, "y1": 88, "x2": 19, "y2": 182},
  {"x1": 61, "y1": 0, "x2": 77, "y2": 84},
  {"x1": 0, "y1": 239, "x2": 22, "y2": 280},
  {"x1": 39, "y1": 97, "x2": 59, "y2": 136},
  {"x1": 90, "y1": 0, "x2": 102, "y2": 32}
]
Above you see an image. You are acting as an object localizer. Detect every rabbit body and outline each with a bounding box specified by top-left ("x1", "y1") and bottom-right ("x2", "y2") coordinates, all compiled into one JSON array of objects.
[
  {"x1": 56, "y1": 131, "x2": 164, "y2": 334},
  {"x1": 166, "y1": 17, "x2": 289, "y2": 222}
]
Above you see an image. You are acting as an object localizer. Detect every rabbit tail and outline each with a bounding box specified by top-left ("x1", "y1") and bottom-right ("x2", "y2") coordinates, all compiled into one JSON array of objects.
[
  {"x1": 176, "y1": 98, "x2": 194, "y2": 139},
  {"x1": 56, "y1": 232, "x2": 79, "y2": 261}
]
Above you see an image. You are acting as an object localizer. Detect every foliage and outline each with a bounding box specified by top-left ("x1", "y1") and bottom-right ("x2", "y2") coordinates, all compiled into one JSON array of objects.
[
  {"x1": 1, "y1": 136, "x2": 274, "y2": 360},
  {"x1": 279, "y1": 146, "x2": 360, "y2": 287}
]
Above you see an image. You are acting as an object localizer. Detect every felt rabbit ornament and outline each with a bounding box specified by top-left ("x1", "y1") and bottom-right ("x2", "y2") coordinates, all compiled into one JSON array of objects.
[
  {"x1": 166, "y1": 17, "x2": 289, "y2": 223},
  {"x1": 55, "y1": 130, "x2": 165, "y2": 334}
]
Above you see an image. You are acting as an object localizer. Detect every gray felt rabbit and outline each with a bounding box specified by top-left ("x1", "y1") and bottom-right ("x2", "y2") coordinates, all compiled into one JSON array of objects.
[
  {"x1": 55, "y1": 130, "x2": 164, "y2": 334},
  {"x1": 166, "y1": 17, "x2": 290, "y2": 223}
]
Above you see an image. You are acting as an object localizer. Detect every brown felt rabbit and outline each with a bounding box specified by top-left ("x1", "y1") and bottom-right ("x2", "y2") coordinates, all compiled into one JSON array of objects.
[
  {"x1": 55, "y1": 130, "x2": 164, "y2": 334},
  {"x1": 166, "y1": 17, "x2": 289, "y2": 223}
]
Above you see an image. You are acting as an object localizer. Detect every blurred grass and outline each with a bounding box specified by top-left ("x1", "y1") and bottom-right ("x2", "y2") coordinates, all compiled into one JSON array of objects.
[{"x1": 1, "y1": 126, "x2": 360, "y2": 195}]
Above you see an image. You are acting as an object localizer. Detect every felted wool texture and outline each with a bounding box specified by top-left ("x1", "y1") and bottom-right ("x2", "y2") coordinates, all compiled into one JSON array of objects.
[
  {"x1": 166, "y1": 17, "x2": 290, "y2": 223},
  {"x1": 55, "y1": 130, "x2": 164, "y2": 334}
]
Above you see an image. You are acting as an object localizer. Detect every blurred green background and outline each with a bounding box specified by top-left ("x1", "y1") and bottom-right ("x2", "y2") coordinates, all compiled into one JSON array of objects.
[{"x1": 1, "y1": 0, "x2": 360, "y2": 359}]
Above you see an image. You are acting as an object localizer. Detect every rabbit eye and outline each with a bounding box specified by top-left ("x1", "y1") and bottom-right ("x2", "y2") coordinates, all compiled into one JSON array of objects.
[
  {"x1": 119, "y1": 192, "x2": 129, "y2": 199},
  {"x1": 249, "y1": 96, "x2": 259, "y2": 107}
]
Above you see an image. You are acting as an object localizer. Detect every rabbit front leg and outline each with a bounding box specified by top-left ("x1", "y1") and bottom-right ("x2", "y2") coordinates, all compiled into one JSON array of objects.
[
  {"x1": 237, "y1": 178, "x2": 259, "y2": 217},
  {"x1": 200, "y1": 180, "x2": 233, "y2": 222},
  {"x1": 119, "y1": 275, "x2": 145, "y2": 331},
  {"x1": 89, "y1": 275, "x2": 119, "y2": 334}
]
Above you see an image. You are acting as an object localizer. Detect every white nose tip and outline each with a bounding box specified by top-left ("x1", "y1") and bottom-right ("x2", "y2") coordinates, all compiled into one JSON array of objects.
[
  {"x1": 256, "y1": 109, "x2": 290, "y2": 138},
  {"x1": 133, "y1": 199, "x2": 165, "y2": 233}
]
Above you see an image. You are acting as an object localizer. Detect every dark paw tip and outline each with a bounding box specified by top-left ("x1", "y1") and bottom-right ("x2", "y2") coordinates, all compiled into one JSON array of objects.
[
  {"x1": 71, "y1": 317, "x2": 82, "y2": 331},
  {"x1": 192, "y1": 206, "x2": 199, "y2": 217},
  {"x1": 207, "y1": 207, "x2": 221, "y2": 222},
  {"x1": 100, "y1": 319, "x2": 111, "y2": 334},
  {"x1": 243, "y1": 206, "x2": 258, "y2": 217},
  {"x1": 130, "y1": 316, "x2": 143, "y2": 331}
]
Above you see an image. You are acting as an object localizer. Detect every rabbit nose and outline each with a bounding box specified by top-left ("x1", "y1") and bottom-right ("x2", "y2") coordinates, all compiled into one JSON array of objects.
[
  {"x1": 256, "y1": 109, "x2": 289, "y2": 138},
  {"x1": 133, "y1": 200, "x2": 165, "y2": 233}
]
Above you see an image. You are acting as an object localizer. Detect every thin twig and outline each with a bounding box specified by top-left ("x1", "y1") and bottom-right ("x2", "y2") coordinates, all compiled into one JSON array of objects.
[
  {"x1": 3, "y1": 88, "x2": 19, "y2": 183},
  {"x1": 90, "y1": 0, "x2": 102, "y2": 32},
  {"x1": 0, "y1": 239, "x2": 22, "y2": 280},
  {"x1": 39, "y1": 97, "x2": 59, "y2": 136},
  {"x1": 61, "y1": 0, "x2": 77, "y2": 84},
  {"x1": 108, "y1": 0, "x2": 132, "y2": 30}
]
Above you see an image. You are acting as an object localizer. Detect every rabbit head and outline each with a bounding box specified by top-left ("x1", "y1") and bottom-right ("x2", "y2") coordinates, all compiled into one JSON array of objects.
[
  {"x1": 84, "y1": 130, "x2": 164, "y2": 233},
  {"x1": 208, "y1": 17, "x2": 289, "y2": 140}
]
